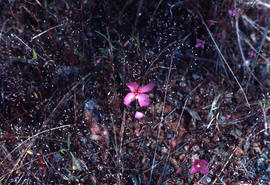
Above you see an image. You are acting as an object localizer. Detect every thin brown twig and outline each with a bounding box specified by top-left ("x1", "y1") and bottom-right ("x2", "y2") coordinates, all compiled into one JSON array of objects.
[
  {"x1": 110, "y1": 113, "x2": 121, "y2": 185},
  {"x1": 235, "y1": 7, "x2": 246, "y2": 67},
  {"x1": 11, "y1": 33, "x2": 46, "y2": 62},
  {"x1": 119, "y1": 110, "x2": 126, "y2": 157},
  {"x1": 31, "y1": 24, "x2": 64, "y2": 41}
]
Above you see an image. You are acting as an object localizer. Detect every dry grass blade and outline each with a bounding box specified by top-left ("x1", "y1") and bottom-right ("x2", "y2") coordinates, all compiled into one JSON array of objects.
[
  {"x1": 148, "y1": 56, "x2": 173, "y2": 185},
  {"x1": 31, "y1": 24, "x2": 64, "y2": 41}
]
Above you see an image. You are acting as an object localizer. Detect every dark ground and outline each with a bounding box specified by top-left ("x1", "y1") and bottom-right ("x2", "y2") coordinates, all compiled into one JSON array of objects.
[{"x1": 1, "y1": 0, "x2": 270, "y2": 184}]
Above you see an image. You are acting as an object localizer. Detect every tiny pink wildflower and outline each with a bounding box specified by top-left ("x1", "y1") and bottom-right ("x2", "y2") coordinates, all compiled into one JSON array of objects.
[
  {"x1": 190, "y1": 159, "x2": 210, "y2": 175},
  {"x1": 248, "y1": 50, "x2": 255, "y2": 58},
  {"x1": 195, "y1": 39, "x2": 205, "y2": 49},
  {"x1": 135, "y1": 111, "x2": 144, "y2": 119},
  {"x1": 207, "y1": 19, "x2": 215, "y2": 26},
  {"x1": 228, "y1": 8, "x2": 239, "y2": 17},
  {"x1": 170, "y1": 139, "x2": 176, "y2": 151},
  {"x1": 225, "y1": 114, "x2": 231, "y2": 121},
  {"x1": 124, "y1": 82, "x2": 154, "y2": 107},
  {"x1": 123, "y1": 39, "x2": 129, "y2": 47},
  {"x1": 217, "y1": 32, "x2": 221, "y2": 39},
  {"x1": 175, "y1": 168, "x2": 181, "y2": 174}
]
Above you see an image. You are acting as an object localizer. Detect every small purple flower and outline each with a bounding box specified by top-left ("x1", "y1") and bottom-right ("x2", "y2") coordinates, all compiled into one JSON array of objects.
[
  {"x1": 190, "y1": 159, "x2": 210, "y2": 175},
  {"x1": 217, "y1": 32, "x2": 221, "y2": 39},
  {"x1": 135, "y1": 111, "x2": 144, "y2": 119},
  {"x1": 225, "y1": 114, "x2": 231, "y2": 121},
  {"x1": 195, "y1": 39, "x2": 205, "y2": 49},
  {"x1": 228, "y1": 8, "x2": 239, "y2": 17},
  {"x1": 208, "y1": 19, "x2": 215, "y2": 26},
  {"x1": 124, "y1": 82, "x2": 154, "y2": 107},
  {"x1": 248, "y1": 50, "x2": 255, "y2": 58}
]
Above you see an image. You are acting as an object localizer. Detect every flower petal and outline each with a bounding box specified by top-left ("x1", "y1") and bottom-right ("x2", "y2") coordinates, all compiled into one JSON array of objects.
[
  {"x1": 193, "y1": 159, "x2": 201, "y2": 165},
  {"x1": 124, "y1": 92, "x2": 136, "y2": 106},
  {"x1": 135, "y1": 111, "x2": 144, "y2": 119},
  {"x1": 199, "y1": 166, "x2": 210, "y2": 175},
  {"x1": 137, "y1": 94, "x2": 150, "y2": 107},
  {"x1": 126, "y1": 82, "x2": 139, "y2": 92},
  {"x1": 138, "y1": 82, "x2": 154, "y2": 93},
  {"x1": 190, "y1": 165, "x2": 198, "y2": 174},
  {"x1": 199, "y1": 160, "x2": 209, "y2": 166}
]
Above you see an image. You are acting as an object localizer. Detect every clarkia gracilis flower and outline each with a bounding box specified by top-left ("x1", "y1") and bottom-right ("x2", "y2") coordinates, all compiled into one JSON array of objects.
[
  {"x1": 135, "y1": 111, "x2": 144, "y2": 119},
  {"x1": 190, "y1": 159, "x2": 210, "y2": 175},
  {"x1": 195, "y1": 39, "x2": 205, "y2": 49},
  {"x1": 228, "y1": 8, "x2": 239, "y2": 17},
  {"x1": 124, "y1": 82, "x2": 154, "y2": 107},
  {"x1": 208, "y1": 19, "x2": 215, "y2": 26},
  {"x1": 248, "y1": 50, "x2": 255, "y2": 58}
]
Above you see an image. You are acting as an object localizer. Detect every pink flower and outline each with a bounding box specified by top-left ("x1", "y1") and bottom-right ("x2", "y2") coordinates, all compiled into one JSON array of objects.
[
  {"x1": 135, "y1": 111, "x2": 144, "y2": 119},
  {"x1": 190, "y1": 159, "x2": 210, "y2": 175},
  {"x1": 217, "y1": 32, "x2": 221, "y2": 39},
  {"x1": 228, "y1": 8, "x2": 239, "y2": 17},
  {"x1": 248, "y1": 50, "x2": 255, "y2": 58},
  {"x1": 207, "y1": 19, "x2": 215, "y2": 26},
  {"x1": 225, "y1": 114, "x2": 231, "y2": 121},
  {"x1": 175, "y1": 168, "x2": 181, "y2": 174},
  {"x1": 195, "y1": 39, "x2": 205, "y2": 49},
  {"x1": 124, "y1": 82, "x2": 154, "y2": 107}
]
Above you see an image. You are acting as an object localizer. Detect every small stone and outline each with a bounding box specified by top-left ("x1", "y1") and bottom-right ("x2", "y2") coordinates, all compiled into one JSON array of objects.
[
  {"x1": 173, "y1": 50, "x2": 183, "y2": 59},
  {"x1": 166, "y1": 133, "x2": 174, "y2": 139},
  {"x1": 235, "y1": 129, "x2": 242, "y2": 137},
  {"x1": 164, "y1": 105, "x2": 172, "y2": 114},
  {"x1": 192, "y1": 74, "x2": 200, "y2": 80},
  {"x1": 177, "y1": 92, "x2": 184, "y2": 100},
  {"x1": 200, "y1": 88, "x2": 205, "y2": 94},
  {"x1": 184, "y1": 145, "x2": 189, "y2": 151},
  {"x1": 178, "y1": 81, "x2": 186, "y2": 87},
  {"x1": 54, "y1": 153, "x2": 64, "y2": 163},
  {"x1": 235, "y1": 146, "x2": 244, "y2": 156},
  {"x1": 79, "y1": 136, "x2": 88, "y2": 146},
  {"x1": 179, "y1": 154, "x2": 185, "y2": 160},
  {"x1": 84, "y1": 99, "x2": 97, "y2": 112},
  {"x1": 192, "y1": 145, "x2": 200, "y2": 152},
  {"x1": 155, "y1": 103, "x2": 162, "y2": 114},
  {"x1": 161, "y1": 146, "x2": 168, "y2": 153},
  {"x1": 256, "y1": 158, "x2": 266, "y2": 171},
  {"x1": 266, "y1": 165, "x2": 270, "y2": 173},
  {"x1": 191, "y1": 153, "x2": 199, "y2": 161},
  {"x1": 254, "y1": 147, "x2": 262, "y2": 153},
  {"x1": 203, "y1": 176, "x2": 212, "y2": 183},
  {"x1": 181, "y1": 76, "x2": 185, "y2": 81}
]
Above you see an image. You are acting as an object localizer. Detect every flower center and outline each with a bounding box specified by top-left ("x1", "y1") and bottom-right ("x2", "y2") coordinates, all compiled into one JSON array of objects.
[
  {"x1": 196, "y1": 164, "x2": 201, "y2": 168},
  {"x1": 134, "y1": 90, "x2": 140, "y2": 97}
]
